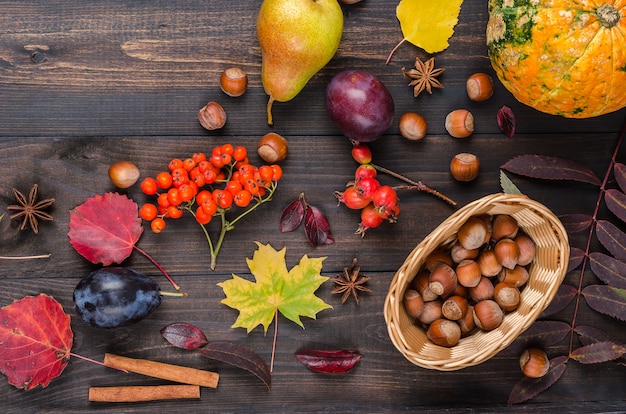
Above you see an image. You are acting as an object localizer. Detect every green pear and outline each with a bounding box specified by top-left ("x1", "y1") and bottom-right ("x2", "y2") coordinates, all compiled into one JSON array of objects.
[{"x1": 257, "y1": 0, "x2": 344, "y2": 125}]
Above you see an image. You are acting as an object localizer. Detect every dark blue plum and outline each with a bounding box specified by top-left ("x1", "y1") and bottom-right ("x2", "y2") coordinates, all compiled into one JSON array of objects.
[{"x1": 73, "y1": 267, "x2": 162, "y2": 329}]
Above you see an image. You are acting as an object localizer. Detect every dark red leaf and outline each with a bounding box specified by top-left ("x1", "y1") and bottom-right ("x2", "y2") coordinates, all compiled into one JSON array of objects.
[
  {"x1": 558, "y1": 213, "x2": 593, "y2": 234},
  {"x1": 576, "y1": 325, "x2": 623, "y2": 346},
  {"x1": 570, "y1": 341, "x2": 626, "y2": 364},
  {"x1": 504, "y1": 320, "x2": 571, "y2": 355},
  {"x1": 279, "y1": 198, "x2": 305, "y2": 233},
  {"x1": 596, "y1": 220, "x2": 626, "y2": 262},
  {"x1": 304, "y1": 205, "x2": 334, "y2": 247},
  {"x1": 507, "y1": 356, "x2": 568, "y2": 405},
  {"x1": 605, "y1": 189, "x2": 626, "y2": 224},
  {"x1": 161, "y1": 323, "x2": 209, "y2": 350},
  {"x1": 589, "y1": 252, "x2": 626, "y2": 289},
  {"x1": 68, "y1": 192, "x2": 143, "y2": 266},
  {"x1": 501, "y1": 155, "x2": 601, "y2": 186},
  {"x1": 567, "y1": 247, "x2": 585, "y2": 272},
  {"x1": 497, "y1": 105, "x2": 516, "y2": 137},
  {"x1": 582, "y1": 285, "x2": 626, "y2": 322},
  {"x1": 198, "y1": 342, "x2": 271, "y2": 390},
  {"x1": 615, "y1": 163, "x2": 626, "y2": 193},
  {"x1": 539, "y1": 284, "x2": 577, "y2": 318},
  {"x1": 0, "y1": 294, "x2": 73, "y2": 390},
  {"x1": 295, "y1": 349, "x2": 362, "y2": 374}
]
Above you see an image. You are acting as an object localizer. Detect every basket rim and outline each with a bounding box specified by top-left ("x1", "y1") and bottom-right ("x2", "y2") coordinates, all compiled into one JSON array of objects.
[{"x1": 384, "y1": 193, "x2": 570, "y2": 371}]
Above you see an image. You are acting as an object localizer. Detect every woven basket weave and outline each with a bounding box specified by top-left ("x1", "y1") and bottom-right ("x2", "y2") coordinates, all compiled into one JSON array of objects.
[{"x1": 384, "y1": 193, "x2": 569, "y2": 371}]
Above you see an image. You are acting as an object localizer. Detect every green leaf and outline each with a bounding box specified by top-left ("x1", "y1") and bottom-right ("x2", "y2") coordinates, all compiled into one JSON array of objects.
[
  {"x1": 500, "y1": 170, "x2": 522, "y2": 194},
  {"x1": 217, "y1": 242, "x2": 331, "y2": 334}
]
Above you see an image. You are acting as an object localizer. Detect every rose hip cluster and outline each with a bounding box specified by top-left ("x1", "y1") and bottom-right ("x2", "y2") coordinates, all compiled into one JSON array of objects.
[
  {"x1": 335, "y1": 143, "x2": 400, "y2": 236},
  {"x1": 138, "y1": 144, "x2": 282, "y2": 233}
]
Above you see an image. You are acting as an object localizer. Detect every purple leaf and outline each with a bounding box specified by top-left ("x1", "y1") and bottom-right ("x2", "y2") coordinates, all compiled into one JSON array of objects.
[
  {"x1": 539, "y1": 284, "x2": 578, "y2": 318},
  {"x1": 596, "y1": 220, "x2": 626, "y2": 262},
  {"x1": 567, "y1": 247, "x2": 585, "y2": 272},
  {"x1": 279, "y1": 198, "x2": 305, "y2": 233},
  {"x1": 589, "y1": 252, "x2": 626, "y2": 289},
  {"x1": 582, "y1": 285, "x2": 626, "y2": 322},
  {"x1": 497, "y1": 105, "x2": 516, "y2": 137},
  {"x1": 198, "y1": 342, "x2": 271, "y2": 390},
  {"x1": 615, "y1": 163, "x2": 626, "y2": 193},
  {"x1": 501, "y1": 155, "x2": 601, "y2": 186},
  {"x1": 558, "y1": 213, "x2": 593, "y2": 234},
  {"x1": 504, "y1": 320, "x2": 571, "y2": 356},
  {"x1": 575, "y1": 325, "x2": 623, "y2": 346},
  {"x1": 507, "y1": 356, "x2": 568, "y2": 405},
  {"x1": 295, "y1": 349, "x2": 362, "y2": 374},
  {"x1": 304, "y1": 205, "x2": 334, "y2": 247},
  {"x1": 605, "y1": 189, "x2": 626, "y2": 224},
  {"x1": 161, "y1": 323, "x2": 209, "y2": 350},
  {"x1": 570, "y1": 341, "x2": 626, "y2": 364}
]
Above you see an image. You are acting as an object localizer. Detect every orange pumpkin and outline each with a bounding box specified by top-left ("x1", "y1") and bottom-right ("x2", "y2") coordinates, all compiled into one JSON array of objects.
[{"x1": 486, "y1": 0, "x2": 626, "y2": 118}]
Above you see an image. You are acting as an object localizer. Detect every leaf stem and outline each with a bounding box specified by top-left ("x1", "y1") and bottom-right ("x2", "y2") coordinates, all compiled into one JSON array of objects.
[
  {"x1": 70, "y1": 352, "x2": 129, "y2": 373},
  {"x1": 270, "y1": 309, "x2": 278, "y2": 373},
  {"x1": 0, "y1": 253, "x2": 51, "y2": 260},
  {"x1": 385, "y1": 38, "x2": 406, "y2": 65},
  {"x1": 133, "y1": 245, "x2": 180, "y2": 290}
]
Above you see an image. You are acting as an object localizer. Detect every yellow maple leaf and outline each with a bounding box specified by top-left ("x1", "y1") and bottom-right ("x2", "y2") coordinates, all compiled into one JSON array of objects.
[{"x1": 387, "y1": 0, "x2": 464, "y2": 63}]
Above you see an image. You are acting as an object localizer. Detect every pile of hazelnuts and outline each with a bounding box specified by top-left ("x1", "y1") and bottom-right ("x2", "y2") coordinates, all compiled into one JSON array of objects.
[{"x1": 403, "y1": 213, "x2": 536, "y2": 349}]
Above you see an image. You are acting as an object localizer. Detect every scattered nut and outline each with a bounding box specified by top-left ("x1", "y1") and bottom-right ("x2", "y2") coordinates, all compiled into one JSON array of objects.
[
  {"x1": 466, "y1": 73, "x2": 494, "y2": 102},
  {"x1": 450, "y1": 153, "x2": 480, "y2": 182},
  {"x1": 198, "y1": 101, "x2": 226, "y2": 130},
  {"x1": 398, "y1": 112, "x2": 427, "y2": 140},
  {"x1": 108, "y1": 161, "x2": 140, "y2": 189},
  {"x1": 257, "y1": 132, "x2": 288, "y2": 163},
  {"x1": 445, "y1": 109, "x2": 474, "y2": 138},
  {"x1": 220, "y1": 67, "x2": 248, "y2": 97},
  {"x1": 519, "y1": 348, "x2": 550, "y2": 378}
]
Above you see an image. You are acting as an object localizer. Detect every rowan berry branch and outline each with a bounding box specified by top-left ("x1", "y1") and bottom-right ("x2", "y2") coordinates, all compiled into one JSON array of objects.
[{"x1": 373, "y1": 164, "x2": 457, "y2": 206}]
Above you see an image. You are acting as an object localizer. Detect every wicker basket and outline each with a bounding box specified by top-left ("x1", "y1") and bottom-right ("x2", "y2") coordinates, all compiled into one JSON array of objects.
[{"x1": 384, "y1": 193, "x2": 570, "y2": 371}]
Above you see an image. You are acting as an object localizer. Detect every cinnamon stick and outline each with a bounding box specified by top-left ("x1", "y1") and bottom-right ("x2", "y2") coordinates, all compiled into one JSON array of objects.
[
  {"x1": 103, "y1": 353, "x2": 219, "y2": 388},
  {"x1": 89, "y1": 385, "x2": 200, "y2": 402}
]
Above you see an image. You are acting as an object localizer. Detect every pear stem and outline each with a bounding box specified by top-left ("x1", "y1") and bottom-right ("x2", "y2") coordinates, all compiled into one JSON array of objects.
[{"x1": 267, "y1": 96, "x2": 275, "y2": 126}]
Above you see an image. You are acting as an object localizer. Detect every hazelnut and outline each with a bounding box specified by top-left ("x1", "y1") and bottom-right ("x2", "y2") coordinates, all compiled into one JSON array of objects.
[
  {"x1": 477, "y1": 249, "x2": 503, "y2": 277},
  {"x1": 257, "y1": 132, "x2": 288, "y2": 164},
  {"x1": 456, "y1": 259, "x2": 482, "y2": 288},
  {"x1": 469, "y1": 276, "x2": 495, "y2": 302},
  {"x1": 493, "y1": 282, "x2": 521, "y2": 312},
  {"x1": 403, "y1": 289, "x2": 424, "y2": 319},
  {"x1": 411, "y1": 271, "x2": 439, "y2": 302},
  {"x1": 399, "y1": 112, "x2": 427, "y2": 140},
  {"x1": 427, "y1": 319, "x2": 461, "y2": 347},
  {"x1": 519, "y1": 348, "x2": 550, "y2": 378},
  {"x1": 466, "y1": 73, "x2": 494, "y2": 102},
  {"x1": 473, "y1": 299, "x2": 504, "y2": 331},
  {"x1": 492, "y1": 214, "x2": 519, "y2": 241},
  {"x1": 494, "y1": 238, "x2": 520, "y2": 269},
  {"x1": 445, "y1": 109, "x2": 474, "y2": 138},
  {"x1": 198, "y1": 101, "x2": 226, "y2": 130},
  {"x1": 425, "y1": 249, "x2": 454, "y2": 272},
  {"x1": 108, "y1": 161, "x2": 140, "y2": 189},
  {"x1": 515, "y1": 233, "x2": 536, "y2": 266},
  {"x1": 428, "y1": 263, "x2": 458, "y2": 297},
  {"x1": 220, "y1": 67, "x2": 248, "y2": 97},
  {"x1": 450, "y1": 153, "x2": 480, "y2": 182},
  {"x1": 498, "y1": 265, "x2": 529, "y2": 288},
  {"x1": 418, "y1": 299, "x2": 443, "y2": 325},
  {"x1": 450, "y1": 241, "x2": 479, "y2": 263},
  {"x1": 457, "y1": 216, "x2": 489, "y2": 250},
  {"x1": 441, "y1": 295, "x2": 468, "y2": 321},
  {"x1": 458, "y1": 305, "x2": 475, "y2": 335}
]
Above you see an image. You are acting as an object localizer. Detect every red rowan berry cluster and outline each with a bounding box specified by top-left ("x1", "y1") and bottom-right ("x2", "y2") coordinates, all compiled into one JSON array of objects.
[
  {"x1": 335, "y1": 143, "x2": 400, "y2": 236},
  {"x1": 139, "y1": 143, "x2": 283, "y2": 269}
]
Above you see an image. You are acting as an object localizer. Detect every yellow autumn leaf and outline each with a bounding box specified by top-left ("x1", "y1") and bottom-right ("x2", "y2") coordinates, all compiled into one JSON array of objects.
[{"x1": 387, "y1": 0, "x2": 464, "y2": 63}]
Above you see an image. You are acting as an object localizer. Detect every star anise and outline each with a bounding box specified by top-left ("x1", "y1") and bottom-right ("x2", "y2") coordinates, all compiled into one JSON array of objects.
[
  {"x1": 402, "y1": 57, "x2": 444, "y2": 97},
  {"x1": 332, "y1": 258, "x2": 371, "y2": 305},
  {"x1": 7, "y1": 184, "x2": 55, "y2": 234}
]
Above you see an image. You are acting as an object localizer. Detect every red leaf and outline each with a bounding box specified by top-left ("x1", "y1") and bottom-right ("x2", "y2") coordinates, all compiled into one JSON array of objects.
[
  {"x1": 198, "y1": 342, "x2": 271, "y2": 390},
  {"x1": 68, "y1": 193, "x2": 143, "y2": 265},
  {"x1": 0, "y1": 294, "x2": 73, "y2": 390},
  {"x1": 615, "y1": 163, "x2": 626, "y2": 193},
  {"x1": 558, "y1": 213, "x2": 593, "y2": 234},
  {"x1": 497, "y1": 105, "x2": 516, "y2": 137},
  {"x1": 501, "y1": 155, "x2": 601, "y2": 186},
  {"x1": 279, "y1": 198, "x2": 305, "y2": 233},
  {"x1": 504, "y1": 320, "x2": 571, "y2": 356},
  {"x1": 582, "y1": 285, "x2": 626, "y2": 322},
  {"x1": 507, "y1": 356, "x2": 568, "y2": 405},
  {"x1": 570, "y1": 341, "x2": 626, "y2": 364},
  {"x1": 567, "y1": 247, "x2": 585, "y2": 272},
  {"x1": 575, "y1": 324, "x2": 621, "y2": 346},
  {"x1": 596, "y1": 220, "x2": 626, "y2": 263},
  {"x1": 605, "y1": 189, "x2": 626, "y2": 224},
  {"x1": 304, "y1": 205, "x2": 334, "y2": 247},
  {"x1": 161, "y1": 323, "x2": 209, "y2": 350},
  {"x1": 295, "y1": 349, "x2": 362, "y2": 374},
  {"x1": 539, "y1": 284, "x2": 577, "y2": 318},
  {"x1": 589, "y1": 252, "x2": 626, "y2": 289}
]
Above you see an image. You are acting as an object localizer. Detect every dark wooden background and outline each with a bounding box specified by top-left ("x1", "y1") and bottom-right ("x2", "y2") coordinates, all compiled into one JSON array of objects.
[{"x1": 1, "y1": 1, "x2": 625, "y2": 412}]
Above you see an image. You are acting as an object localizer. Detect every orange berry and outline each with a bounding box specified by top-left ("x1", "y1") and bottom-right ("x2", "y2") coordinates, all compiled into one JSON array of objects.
[
  {"x1": 139, "y1": 203, "x2": 158, "y2": 221},
  {"x1": 167, "y1": 187, "x2": 182, "y2": 206},
  {"x1": 259, "y1": 165, "x2": 274, "y2": 182},
  {"x1": 195, "y1": 190, "x2": 212, "y2": 206},
  {"x1": 168, "y1": 159, "x2": 184, "y2": 171},
  {"x1": 151, "y1": 217, "x2": 166, "y2": 233},
  {"x1": 195, "y1": 206, "x2": 212, "y2": 225},
  {"x1": 156, "y1": 171, "x2": 173, "y2": 189},
  {"x1": 234, "y1": 189, "x2": 252, "y2": 208},
  {"x1": 271, "y1": 164, "x2": 283, "y2": 181},
  {"x1": 233, "y1": 146, "x2": 247, "y2": 161},
  {"x1": 157, "y1": 193, "x2": 170, "y2": 208},
  {"x1": 166, "y1": 205, "x2": 184, "y2": 219},
  {"x1": 140, "y1": 177, "x2": 159, "y2": 195}
]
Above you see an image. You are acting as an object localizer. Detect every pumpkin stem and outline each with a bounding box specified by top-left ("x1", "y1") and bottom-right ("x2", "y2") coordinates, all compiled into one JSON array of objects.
[{"x1": 596, "y1": 4, "x2": 620, "y2": 28}]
